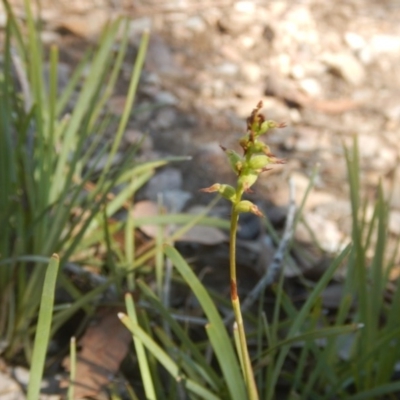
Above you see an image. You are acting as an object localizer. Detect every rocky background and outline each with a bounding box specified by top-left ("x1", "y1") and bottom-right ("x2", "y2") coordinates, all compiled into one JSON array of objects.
[{"x1": 2, "y1": 0, "x2": 400, "y2": 274}]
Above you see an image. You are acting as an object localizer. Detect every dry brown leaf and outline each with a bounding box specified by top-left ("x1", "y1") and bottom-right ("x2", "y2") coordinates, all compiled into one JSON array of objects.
[
  {"x1": 54, "y1": 10, "x2": 109, "y2": 39},
  {"x1": 132, "y1": 200, "x2": 166, "y2": 238},
  {"x1": 62, "y1": 307, "x2": 131, "y2": 399}
]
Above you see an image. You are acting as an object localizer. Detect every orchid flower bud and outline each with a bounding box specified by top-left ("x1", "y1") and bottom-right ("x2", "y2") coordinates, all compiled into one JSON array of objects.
[
  {"x1": 235, "y1": 200, "x2": 263, "y2": 217},
  {"x1": 246, "y1": 140, "x2": 271, "y2": 157},
  {"x1": 257, "y1": 120, "x2": 278, "y2": 136},
  {"x1": 221, "y1": 147, "x2": 243, "y2": 175},
  {"x1": 248, "y1": 155, "x2": 272, "y2": 171},
  {"x1": 200, "y1": 183, "x2": 237, "y2": 203},
  {"x1": 238, "y1": 168, "x2": 259, "y2": 192}
]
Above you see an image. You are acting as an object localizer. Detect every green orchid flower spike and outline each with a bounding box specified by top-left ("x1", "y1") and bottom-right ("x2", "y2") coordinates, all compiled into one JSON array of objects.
[{"x1": 200, "y1": 101, "x2": 285, "y2": 400}]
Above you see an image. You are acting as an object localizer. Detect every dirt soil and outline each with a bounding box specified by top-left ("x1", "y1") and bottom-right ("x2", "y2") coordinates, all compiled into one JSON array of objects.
[{"x1": 1, "y1": 0, "x2": 400, "y2": 398}]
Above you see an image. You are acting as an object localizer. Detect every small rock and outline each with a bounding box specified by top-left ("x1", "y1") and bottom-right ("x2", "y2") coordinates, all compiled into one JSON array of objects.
[
  {"x1": 57, "y1": 10, "x2": 110, "y2": 39},
  {"x1": 40, "y1": 30, "x2": 60, "y2": 44},
  {"x1": 145, "y1": 167, "x2": 183, "y2": 200},
  {"x1": 162, "y1": 189, "x2": 192, "y2": 212},
  {"x1": 322, "y1": 52, "x2": 366, "y2": 86},
  {"x1": 290, "y1": 126, "x2": 327, "y2": 152},
  {"x1": 289, "y1": 108, "x2": 302, "y2": 124},
  {"x1": 370, "y1": 34, "x2": 400, "y2": 56},
  {"x1": 296, "y1": 212, "x2": 347, "y2": 253},
  {"x1": 154, "y1": 90, "x2": 178, "y2": 106},
  {"x1": 299, "y1": 78, "x2": 322, "y2": 97},
  {"x1": 185, "y1": 15, "x2": 206, "y2": 33},
  {"x1": 291, "y1": 64, "x2": 306, "y2": 80},
  {"x1": 344, "y1": 32, "x2": 366, "y2": 51},
  {"x1": 128, "y1": 17, "x2": 152, "y2": 41},
  {"x1": 0, "y1": 370, "x2": 25, "y2": 400},
  {"x1": 12, "y1": 366, "x2": 30, "y2": 388},
  {"x1": 146, "y1": 34, "x2": 181, "y2": 77},
  {"x1": 215, "y1": 62, "x2": 239, "y2": 76},
  {"x1": 370, "y1": 145, "x2": 397, "y2": 173},
  {"x1": 389, "y1": 211, "x2": 400, "y2": 235},
  {"x1": 385, "y1": 179, "x2": 400, "y2": 210},
  {"x1": 151, "y1": 107, "x2": 177, "y2": 130},
  {"x1": 234, "y1": 1, "x2": 257, "y2": 13},
  {"x1": 241, "y1": 62, "x2": 262, "y2": 83},
  {"x1": 357, "y1": 134, "x2": 380, "y2": 158},
  {"x1": 0, "y1": 13, "x2": 7, "y2": 29},
  {"x1": 382, "y1": 94, "x2": 400, "y2": 121},
  {"x1": 217, "y1": 8, "x2": 254, "y2": 35}
]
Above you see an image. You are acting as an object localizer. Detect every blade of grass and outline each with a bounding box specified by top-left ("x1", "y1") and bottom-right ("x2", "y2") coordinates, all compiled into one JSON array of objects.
[
  {"x1": 67, "y1": 337, "x2": 76, "y2": 400},
  {"x1": 164, "y1": 245, "x2": 247, "y2": 400},
  {"x1": 119, "y1": 313, "x2": 220, "y2": 400},
  {"x1": 266, "y1": 244, "x2": 351, "y2": 400},
  {"x1": 101, "y1": 30, "x2": 149, "y2": 182},
  {"x1": 125, "y1": 293, "x2": 157, "y2": 400},
  {"x1": 137, "y1": 279, "x2": 222, "y2": 389},
  {"x1": 26, "y1": 254, "x2": 60, "y2": 400}
]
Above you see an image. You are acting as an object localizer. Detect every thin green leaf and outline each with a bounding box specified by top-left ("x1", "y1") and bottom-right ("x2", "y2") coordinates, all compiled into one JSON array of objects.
[
  {"x1": 164, "y1": 245, "x2": 247, "y2": 400},
  {"x1": 27, "y1": 254, "x2": 60, "y2": 400}
]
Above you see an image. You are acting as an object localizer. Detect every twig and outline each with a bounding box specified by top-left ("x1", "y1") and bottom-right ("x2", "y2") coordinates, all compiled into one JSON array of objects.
[{"x1": 224, "y1": 178, "x2": 296, "y2": 325}]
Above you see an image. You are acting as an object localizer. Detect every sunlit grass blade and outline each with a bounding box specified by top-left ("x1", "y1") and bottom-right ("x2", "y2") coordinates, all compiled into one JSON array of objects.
[
  {"x1": 67, "y1": 337, "x2": 76, "y2": 400},
  {"x1": 137, "y1": 279, "x2": 222, "y2": 389},
  {"x1": 101, "y1": 30, "x2": 149, "y2": 181},
  {"x1": 26, "y1": 254, "x2": 60, "y2": 400},
  {"x1": 125, "y1": 293, "x2": 156, "y2": 400},
  {"x1": 119, "y1": 313, "x2": 220, "y2": 400},
  {"x1": 164, "y1": 245, "x2": 247, "y2": 400},
  {"x1": 265, "y1": 244, "x2": 351, "y2": 400}
]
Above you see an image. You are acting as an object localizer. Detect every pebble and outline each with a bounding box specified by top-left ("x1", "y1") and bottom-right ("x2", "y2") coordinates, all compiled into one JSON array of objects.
[
  {"x1": 146, "y1": 34, "x2": 181, "y2": 76},
  {"x1": 185, "y1": 15, "x2": 207, "y2": 33},
  {"x1": 369, "y1": 146, "x2": 397, "y2": 173},
  {"x1": 154, "y1": 90, "x2": 178, "y2": 106},
  {"x1": 357, "y1": 134, "x2": 380, "y2": 158},
  {"x1": 0, "y1": 12, "x2": 6, "y2": 29},
  {"x1": 321, "y1": 52, "x2": 366, "y2": 86},
  {"x1": 234, "y1": 1, "x2": 256, "y2": 14},
  {"x1": 344, "y1": 32, "x2": 366, "y2": 51},
  {"x1": 298, "y1": 78, "x2": 322, "y2": 97},
  {"x1": 296, "y1": 212, "x2": 347, "y2": 253},
  {"x1": 370, "y1": 34, "x2": 400, "y2": 56},
  {"x1": 160, "y1": 189, "x2": 192, "y2": 212},
  {"x1": 144, "y1": 167, "x2": 183, "y2": 201},
  {"x1": 57, "y1": 9, "x2": 109, "y2": 39},
  {"x1": 389, "y1": 211, "x2": 400, "y2": 235},
  {"x1": 215, "y1": 62, "x2": 239, "y2": 77},
  {"x1": 0, "y1": 371, "x2": 25, "y2": 400},
  {"x1": 128, "y1": 17, "x2": 152, "y2": 41},
  {"x1": 151, "y1": 107, "x2": 177, "y2": 130},
  {"x1": 241, "y1": 62, "x2": 262, "y2": 83}
]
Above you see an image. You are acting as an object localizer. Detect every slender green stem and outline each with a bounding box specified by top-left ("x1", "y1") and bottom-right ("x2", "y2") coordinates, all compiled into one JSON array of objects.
[{"x1": 230, "y1": 208, "x2": 259, "y2": 400}]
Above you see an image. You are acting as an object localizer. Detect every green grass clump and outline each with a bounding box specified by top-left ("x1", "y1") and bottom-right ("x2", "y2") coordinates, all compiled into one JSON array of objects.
[{"x1": 0, "y1": 0, "x2": 153, "y2": 361}]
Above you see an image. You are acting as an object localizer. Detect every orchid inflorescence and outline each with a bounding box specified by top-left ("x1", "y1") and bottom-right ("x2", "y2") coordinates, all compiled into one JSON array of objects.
[{"x1": 200, "y1": 101, "x2": 285, "y2": 217}]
